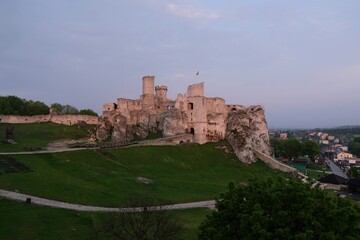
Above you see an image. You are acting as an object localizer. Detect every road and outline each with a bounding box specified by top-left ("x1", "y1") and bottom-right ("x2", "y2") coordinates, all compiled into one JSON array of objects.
[
  {"x1": 326, "y1": 159, "x2": 348, "y2": 179},
  {"x1": 0, "y1": 189, "x2": 215, "y2": 212}
]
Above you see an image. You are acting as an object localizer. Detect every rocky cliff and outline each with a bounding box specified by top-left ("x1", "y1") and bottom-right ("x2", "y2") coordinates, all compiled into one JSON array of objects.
[
  {"x1": 226, "y1": 106, "x2": 271, "y2": 163},
  {"x1": 96, "y1": 105, "x2": 272, "y2": 164}
]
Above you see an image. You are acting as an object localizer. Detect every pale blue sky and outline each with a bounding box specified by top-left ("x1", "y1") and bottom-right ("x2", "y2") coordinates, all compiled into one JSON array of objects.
[{"x1": 1, "y1": 0, "x2": 359, "y2": 128}]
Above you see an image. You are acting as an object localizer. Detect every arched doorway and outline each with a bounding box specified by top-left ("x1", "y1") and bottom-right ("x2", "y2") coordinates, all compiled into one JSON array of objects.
[{"x1": 190, "y1": 128, "x2": 195, "y2": 135}]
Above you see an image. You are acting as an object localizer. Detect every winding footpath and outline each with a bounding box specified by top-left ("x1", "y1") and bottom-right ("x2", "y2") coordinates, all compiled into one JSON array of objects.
[
  {"x1": 0, "y1": 189, "x2": 215, "y2": 212},
  {"x1": 0, "y1": 139, "x2": 216, "y2": 212}
]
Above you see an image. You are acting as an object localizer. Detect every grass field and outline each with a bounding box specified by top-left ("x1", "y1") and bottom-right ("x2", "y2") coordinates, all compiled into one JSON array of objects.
[
  {"x1": 0, "y1": 143, "x2": 284, "y2": 206},
  {"x1": 0, "y1": 122, "x2": 285, "y2": 239},
  {"x1": 0, "y1": 198, "x2": 208, "y2": 240},
  {"x1": 0, "y1": 123, "x2": 95, "y2": 152}
]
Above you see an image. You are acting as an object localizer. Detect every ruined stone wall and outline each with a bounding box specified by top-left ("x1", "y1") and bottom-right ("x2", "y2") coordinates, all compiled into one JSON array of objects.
[
  {"x1": 98, "y1": 76, "x2": 271, "y2": 153},
  {"x1": 51, "y1": 115, "x2": 99, "y2": 125},
  {"x1": 0, "y1": 115, "x2": 50, "y2": 124},
  {"x1": 103, "y1": 103, "x2": 117, "y2": 112},
  {"x1": 116, "y1": 98, "x2": 142, "y2": 121},
  {"x1": 186, "y1": 96, "x2": 207, "y2": 144},
  {"x1": 174, "y1": 94, "x2": 187, "y2": 111},
  {"x1": 206, "y1": 98, "x2": 226, "y2": 113},
  {"x1": 205, "y1": 98, "x2": 228, "y2": 142},
  {"x1": 253, "y1": 149, "x2": 297, "y2": 173},
  {"x1": 0, "y1": 114, "x2": 99, "y2": 125},
  {"x1": 187, "y1": 82, "x2": 204, "y2": 97},
  {"x1": 141, "y1": 94, "x2": 155, "y2": 109},
  {"x1": 155, "y1": 86, "x2": 168, "y2": 101}
]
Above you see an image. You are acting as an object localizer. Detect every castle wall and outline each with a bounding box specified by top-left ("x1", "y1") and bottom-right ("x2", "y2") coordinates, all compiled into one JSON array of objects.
[
  {"x1": 205, "y1": 98, "x2": 228, "y2": 142},
  {"x1": 51, "y1": 115, "x2": 99, "y2": 125},
  {"x1": 99, "y1": 75, "x2": 268, "y2": 147},
  {"x1": 0, "y1": 114, "x2": 99, "y2": 125},
  {"x1": 103, "y1": 103, "x2": 117, "y2": 112},
  {"x1": 141, "y1": 94, "x2": 155, "y2": 109},
  {"x1": 187, "y1": 82, "x2": 204, "y2": 97},
  {"x1": 155, "y1": 86, "x2": 168, "y2": 101},
  {"x1": 116, "y1": 98, "x2": 142, "y2": 121}
]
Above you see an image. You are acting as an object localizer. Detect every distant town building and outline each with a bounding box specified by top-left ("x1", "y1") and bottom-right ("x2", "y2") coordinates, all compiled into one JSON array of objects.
[
  {"x1": 320, "y1": 140, "x2": 329, "y2": 145},
  {"x1": 337, "y1": 152, "x2": 353, "y2": 161},
  {"x1": 321, "y1": 133, "x2": 328, "y2": 140},
  {"x1": 327, "y1": 135, "x2": 335, "y2": 141},
  {"x1": 280, "y1": 133, "x2": 288, "y2": 140}
]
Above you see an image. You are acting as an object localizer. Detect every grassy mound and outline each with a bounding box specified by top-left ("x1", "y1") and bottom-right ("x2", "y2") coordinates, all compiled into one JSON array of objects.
[
  {"x1": 0, "y1": 123, "x2": 95, "y2": 152},
  {"x1": 0, "y1": 143, "x2": 284, "y2": 206}
]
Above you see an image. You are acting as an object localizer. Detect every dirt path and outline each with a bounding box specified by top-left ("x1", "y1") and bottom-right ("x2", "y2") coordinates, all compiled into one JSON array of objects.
[{"x1": 0, "y1": 189, "x2": 215, "y2": 212}]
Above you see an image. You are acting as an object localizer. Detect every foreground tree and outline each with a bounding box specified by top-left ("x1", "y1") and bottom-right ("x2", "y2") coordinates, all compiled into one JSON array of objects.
[
  {"x1": 97, "y1": 197, "x2": 184, "y2": 240},
  {"x1": 302, "y1": 140, "x2": 320, "y2": 160},
  {"x1": 198, "y1": 178, "x2": 360, "y2": 240}
]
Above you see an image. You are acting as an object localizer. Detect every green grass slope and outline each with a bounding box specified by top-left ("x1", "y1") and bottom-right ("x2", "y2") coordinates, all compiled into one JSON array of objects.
[
  {"x1": 0, "y1": 143, "x2": 284, "y2": 206},
  {"x1": 0, "y1": 198, "x2": 208, "y2": 240},
  {"x1": 0, "y1": 123, "x2": 95, "y2": 152},
  {"x1": 0, "y1": 198, "x2": 99, "y2": 240}
]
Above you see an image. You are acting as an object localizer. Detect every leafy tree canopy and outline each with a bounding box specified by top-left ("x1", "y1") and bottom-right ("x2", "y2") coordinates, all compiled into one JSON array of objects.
[
  {"x1": 271, "y1": 138, "x2": 320, "y2": 161},
  {"x1": 98, "y1": 197, "x2": 184, "y2": 240},
  {"x1": 302, "y1": 140, "x2": 321, "y2": 160},
  {"x1": 79, "y1": 109, "x2": 98, "y2": 116},
  {"x1": 349, "y1": 137, "x2": 360, "y2": 157},
  {"x1": 0, "y1": 96, "x2": 49, "y2": 116},
  {"x1": 199, "y1": 178, "x2": 360, "y2": 240},
  {"x1": 0, "y1": 96, "x2": 98, "y2": 117}
]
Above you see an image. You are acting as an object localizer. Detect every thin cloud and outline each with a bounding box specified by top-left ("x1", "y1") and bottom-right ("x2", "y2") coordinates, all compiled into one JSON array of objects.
[{"x1": 167, "y1": 3, "x2": 219, "y2": 20}]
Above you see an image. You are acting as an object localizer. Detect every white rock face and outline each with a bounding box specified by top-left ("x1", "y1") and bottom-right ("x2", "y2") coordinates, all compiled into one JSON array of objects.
[
  {"x1": 111, "y1": 115, "x2": 128, "y2": 142},
  {"x1": 162, "y1": 108, "x2": 187, "y2": 137},
  {"x1": 226, "y1": 106, "x2": 271, "y2": 163},
  {"x1": 97, "y1": 78, "x2": 272, "y2": 164}
]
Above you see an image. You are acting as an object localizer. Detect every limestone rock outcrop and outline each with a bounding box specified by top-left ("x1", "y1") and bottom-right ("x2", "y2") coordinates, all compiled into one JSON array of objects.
[
  {"x1": 96, "y1": 117, "x2": 112, "y2": 141},
  {"x1": 111, "y1": 114, "x2": 128, "y2": 142},
  {"x1": 96, "y1": 75, "x2": 272, "y2": 165},
  {"x1": 226, "y1": 106, "x2": 271, "y2": 163},
  {"x1": 162, "y1": 108, "x2": 187, "y2": 137}
]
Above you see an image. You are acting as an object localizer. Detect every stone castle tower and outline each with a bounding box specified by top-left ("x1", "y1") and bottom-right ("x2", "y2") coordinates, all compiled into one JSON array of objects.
[{"x1": 98, "y1": 75, "x2": 271, "y2": 163}]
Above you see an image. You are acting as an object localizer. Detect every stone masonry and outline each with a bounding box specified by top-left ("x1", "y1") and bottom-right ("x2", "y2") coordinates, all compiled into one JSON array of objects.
[{"x1": 96, "y1": 75, "x2": 271, "y2": 163}]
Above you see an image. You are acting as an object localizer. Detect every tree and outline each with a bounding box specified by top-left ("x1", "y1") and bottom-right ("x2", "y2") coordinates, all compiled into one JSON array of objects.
[
  {"x1": 280, "y1": 138, "x2": 302, "y2": 159},
  {"x1": 97, "y1": 197, "x2": 184, "y2": 240},
  {"x1": 270, "y1": 138, "x2": 282, "y2": 158},
  {"x1": 50, "y1": 103, "x2": 78, "y2": 114},
  {"x1": 198, "y1": 178, "x2": 360, "y2": 240},
  {"x1": 302, "y1": 140, "x2": 320, "y2": 161},
  {"x1": 349, "y1": 137, "x2": 360, "y2": 157},
  {"x1": 79, "y1": 109, "x2": 98, "y2": 116},
  {"x1": 0, "y1": 96, "x2": 49, "y2": 115},
  {"x1": 50, "y1": 102, "x2": 63, "y2": 113},
  {"x1": 25, "y1": 100, "x2": 49, "y2": 115}
]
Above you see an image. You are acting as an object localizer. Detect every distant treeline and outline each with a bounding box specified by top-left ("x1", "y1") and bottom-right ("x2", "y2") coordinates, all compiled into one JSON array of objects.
[
  {"x1": 317, "y1": 127, "x2": 360, "y2": 136},
  {"x1": 0, "y1": 96, "x2": 98, "y2": 116}
]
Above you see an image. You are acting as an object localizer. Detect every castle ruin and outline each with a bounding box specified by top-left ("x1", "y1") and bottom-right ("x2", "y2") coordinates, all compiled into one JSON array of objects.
[{"x1": 97, "y1": 75, "x2": 271, "y2": 163}]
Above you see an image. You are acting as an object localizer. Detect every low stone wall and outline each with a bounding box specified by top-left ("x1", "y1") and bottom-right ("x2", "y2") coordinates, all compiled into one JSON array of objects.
[
  {"x1": 0, "y1": 114, "x2": 99, "y2": 126},
  {"x1": 253, "y1": 149, "x2": 297, "y2": 173},
  {"x1": 138, "y1": 134, "x2": 194, "y2": 146}
]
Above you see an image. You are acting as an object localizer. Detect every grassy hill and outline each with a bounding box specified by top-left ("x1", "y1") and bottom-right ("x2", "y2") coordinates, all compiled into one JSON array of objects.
[
  {"x1": 0, "y1": 198, "x2": 209, "y2": 240},
  {"x1": 0, "y1": 122, "x2": 95, "y2": 152},
  {"x1": 0, "y1": 123, "x2": 286, "y2": 239},
  {"x1": 0, "y1": 144, "x2": 283, "y2": 206}
]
